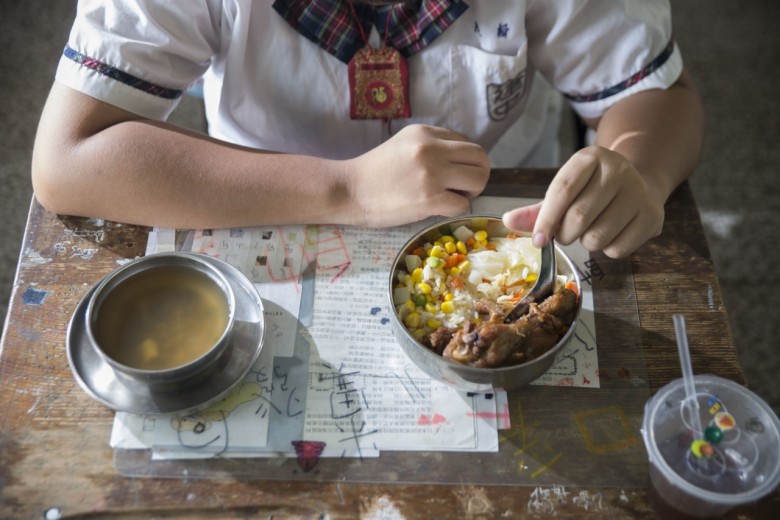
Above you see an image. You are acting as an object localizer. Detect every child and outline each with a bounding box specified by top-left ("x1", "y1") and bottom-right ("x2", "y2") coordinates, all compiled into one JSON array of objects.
[{"x1": 32, "y1": 0, "x2": 703, "y2": 258}]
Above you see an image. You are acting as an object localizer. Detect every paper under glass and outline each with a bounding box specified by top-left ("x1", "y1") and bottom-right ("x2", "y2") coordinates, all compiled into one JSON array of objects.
[{"x1": 112, "y1": 196, "x2": 649, "y2": 486}]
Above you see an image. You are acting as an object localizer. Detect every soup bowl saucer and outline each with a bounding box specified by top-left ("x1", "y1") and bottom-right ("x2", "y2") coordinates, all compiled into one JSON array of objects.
[{"x1": 67, "y1": 253, "x2": 266, "y2": 415}]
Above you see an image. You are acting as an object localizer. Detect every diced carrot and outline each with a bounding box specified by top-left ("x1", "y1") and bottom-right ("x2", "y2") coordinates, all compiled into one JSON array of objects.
[
  {"x1": 444, "y1": 253, "x2": 465, "y2": 270},
  {"x1": 411, "y1": 246, "x2": 426, "y2": 258},
  {"x1": 507, "y1": 290, "x2": 524, "y2": 302},
  {"x1": 485, "y1": 243, "x2": 497, "y2": 250},
  {"x1": 507, "y1": 233, "x2": 519, "y2": 239},
  {"x1": 449, "y1": 276, "x2": 463, "y2": 289},
  {"x1": 565, "y1": 280, "x2": 579, "y2": 297}
]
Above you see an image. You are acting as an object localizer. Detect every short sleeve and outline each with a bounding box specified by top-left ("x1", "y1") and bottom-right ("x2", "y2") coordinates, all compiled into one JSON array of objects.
[
  {"x1": 526, "y1": 0, "x2": 682, "y2": 119},
  {"x1": 55, "y1": 0, "x2": 222, "y2": 120}
]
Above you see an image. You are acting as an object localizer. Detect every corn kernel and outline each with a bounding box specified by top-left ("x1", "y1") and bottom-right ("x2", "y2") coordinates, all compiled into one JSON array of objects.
[
  {"x1": 444, "y1": 241, "x2": 457, "y2": 254},
  {"x1": 425, "y1": 302, "x2": 438, "y2": 313},
  {"x1": 441, "y1": 235, "x2": 454, "y2": 244},
  {"x1": 456, "y1": 240, "x2": 468, "y2": 254},
  {"x1": 449, "y1": 266, "x2": 461, "y2": 276},
  {"x1": 412, "y1": 267, "x2": 424, "y2": 283},
  {"x1": 404, "y1": 312, "x2": 420, "y2": 328},
  {"x1": 404, "y1": 300, "x2": 416, "y2": 313},
  {"x1": 443, "y1": 292, "x2": 454, "y2": 301},
  {"x1": 457, "y1": 260, "x2": 470, "y2": 270},
  {"x1": 417, "y1": 282, "x2": 432, "y2": 294},
  {"x1": 413, "y1": 329, "x2": 427, "y2": 341},
  {"x1": 429, "y1": 245, "x2": 445, "y2": 258},
  {"x1": 474, "y1": 230, "x2": 488, "y2": 242},
  {"x1": 525, "y1": 273, "x2": 538, "y2": 283},
  {"x1": 441, "y1": 301, "x2": 455, "y2": 314},
  {"x1": 427, "y1": 318, "x2": 442, "y2": 329}
]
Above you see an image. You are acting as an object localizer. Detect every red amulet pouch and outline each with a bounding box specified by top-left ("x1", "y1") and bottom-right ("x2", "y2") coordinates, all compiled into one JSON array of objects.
[{"x1": 348, "y1": 47, "x2": 411, "y2": 120}]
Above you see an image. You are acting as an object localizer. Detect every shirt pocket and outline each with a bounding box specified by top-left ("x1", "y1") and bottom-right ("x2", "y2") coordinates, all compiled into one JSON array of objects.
[{"x1": 449, "y1": 43, "x2": 531, "y2": 148}]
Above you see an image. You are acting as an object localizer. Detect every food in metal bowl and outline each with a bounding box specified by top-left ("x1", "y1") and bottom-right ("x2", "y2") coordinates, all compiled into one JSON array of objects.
[
  {"x1": 392, "y1": 220, "x2": 579, "y2": 369},
  {"x1": 85, "y1": 252, "x2": 236, "y2": 384}
]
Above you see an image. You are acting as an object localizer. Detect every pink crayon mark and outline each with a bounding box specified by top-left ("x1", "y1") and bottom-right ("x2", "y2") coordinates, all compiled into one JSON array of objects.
[
  {"x1": 308, "y1": 225, "x2": 353, "y2": 283},
  {"x1": 467, "y1": 403, "x2": 511, "y2": 425},
  {"x1": 418, "y1": 413, "x2": 447, "y2": 425},
  {"x1": 194, "y1": 236, "x2": 222, "y2": 258},
  {"x1": 291, "y1": 440, "x2": 326, "y2": 472},
  {"x1": 329, "y1": 262, "x2": 351, "y2": 283}
]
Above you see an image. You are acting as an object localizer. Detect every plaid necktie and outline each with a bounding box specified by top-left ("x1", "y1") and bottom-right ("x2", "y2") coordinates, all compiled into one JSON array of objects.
[{"x1": 272, "y1": 0, "x2": 469, "y2": 64}]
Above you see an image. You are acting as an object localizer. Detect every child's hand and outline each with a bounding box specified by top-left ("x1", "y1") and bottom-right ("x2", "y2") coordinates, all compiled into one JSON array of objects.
[
  {"x1": 345, "y1": 124, "x2": 490, "y2": 227},
  {"x1": 502, "y1": 146, "x2": 666, "y2": 258}
]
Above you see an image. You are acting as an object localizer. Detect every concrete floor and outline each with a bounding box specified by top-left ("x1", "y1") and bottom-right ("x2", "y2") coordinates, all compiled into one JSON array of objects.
[{"x1": 2, "y1": 1, "x2": 778, "y2": 412}]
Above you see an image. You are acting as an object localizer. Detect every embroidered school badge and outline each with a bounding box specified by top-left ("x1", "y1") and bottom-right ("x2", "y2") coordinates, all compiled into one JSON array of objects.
[
  {"x1": 348, "y1": 47, "x2": 411, "y2": 120},
  {"x1": 486, "y1": 69, "x2": 527, "y2": 121}
]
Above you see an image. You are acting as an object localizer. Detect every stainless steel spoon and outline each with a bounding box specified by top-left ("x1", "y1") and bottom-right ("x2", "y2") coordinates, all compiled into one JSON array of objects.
[{"x1": 503, "y1": 239, "x2": 557, "y2": 323}]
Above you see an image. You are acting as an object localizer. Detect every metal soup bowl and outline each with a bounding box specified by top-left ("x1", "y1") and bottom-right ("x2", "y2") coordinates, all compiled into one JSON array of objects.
[
  {"x1": 388, "y1": 216, "x2": 582, "y2": 392},
  {"x1": 85, "y1": 252, "x2": 236, "y2": 390}
]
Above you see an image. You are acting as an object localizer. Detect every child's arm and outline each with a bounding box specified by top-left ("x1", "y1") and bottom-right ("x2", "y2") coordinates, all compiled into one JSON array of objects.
[
  {"x1": 503, "y1": 67, "x2": 704, "y2": 258},
  {"x1": 32, "y1": 82, "x2": 489, "y2": 229}
]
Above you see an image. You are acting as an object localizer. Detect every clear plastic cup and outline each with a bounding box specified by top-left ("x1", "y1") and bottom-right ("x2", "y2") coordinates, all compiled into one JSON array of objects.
[{"x1": 642, "y1": 374, "x2": 780, "y2": 517}]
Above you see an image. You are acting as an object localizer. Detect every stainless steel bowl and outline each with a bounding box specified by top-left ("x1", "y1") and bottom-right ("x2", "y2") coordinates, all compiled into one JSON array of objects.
[
  {"x1": 388, "y1": 216, "x2": 582, "y2": 392},
  {"x1": 85, "y1": 252, "x2": 236, "y2": 390}
]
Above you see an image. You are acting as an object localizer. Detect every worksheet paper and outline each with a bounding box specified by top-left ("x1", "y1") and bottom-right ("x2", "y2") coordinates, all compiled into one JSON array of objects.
[
  {"x1": 301, "y1": 222, "x2": 499, "y2": 453},
  {"x1": 131, "y1": 223, "x2": 499, "y2": 456},
  {"x1": 112, "y1": 196, "x2": 597, "y2": 459}
]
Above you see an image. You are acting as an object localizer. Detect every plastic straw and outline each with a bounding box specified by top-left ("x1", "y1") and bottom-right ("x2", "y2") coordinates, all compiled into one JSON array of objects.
[{"x1": 673, "y1": 313, "x2": 703, "y2": 437}]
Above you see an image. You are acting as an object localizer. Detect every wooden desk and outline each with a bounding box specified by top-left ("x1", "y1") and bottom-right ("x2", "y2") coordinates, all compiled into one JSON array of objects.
[{"x1": 1, "y1": 170, "x2": 775, "y2": 518}]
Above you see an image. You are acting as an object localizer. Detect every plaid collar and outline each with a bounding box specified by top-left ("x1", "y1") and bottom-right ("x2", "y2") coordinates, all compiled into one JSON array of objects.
[{"x1": 272, "y1": 0, "x2": 469, "y2": 64}]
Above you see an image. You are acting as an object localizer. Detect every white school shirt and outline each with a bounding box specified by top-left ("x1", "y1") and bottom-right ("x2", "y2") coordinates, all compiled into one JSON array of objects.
[{"x1": 56, "y1": 0, "x2": 682, "y2": 162}]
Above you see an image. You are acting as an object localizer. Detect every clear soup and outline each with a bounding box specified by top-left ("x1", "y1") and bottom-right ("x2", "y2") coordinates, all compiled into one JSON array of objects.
[{"x1": 94, "y1": 265, "x2": 230, "y2": 371}]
